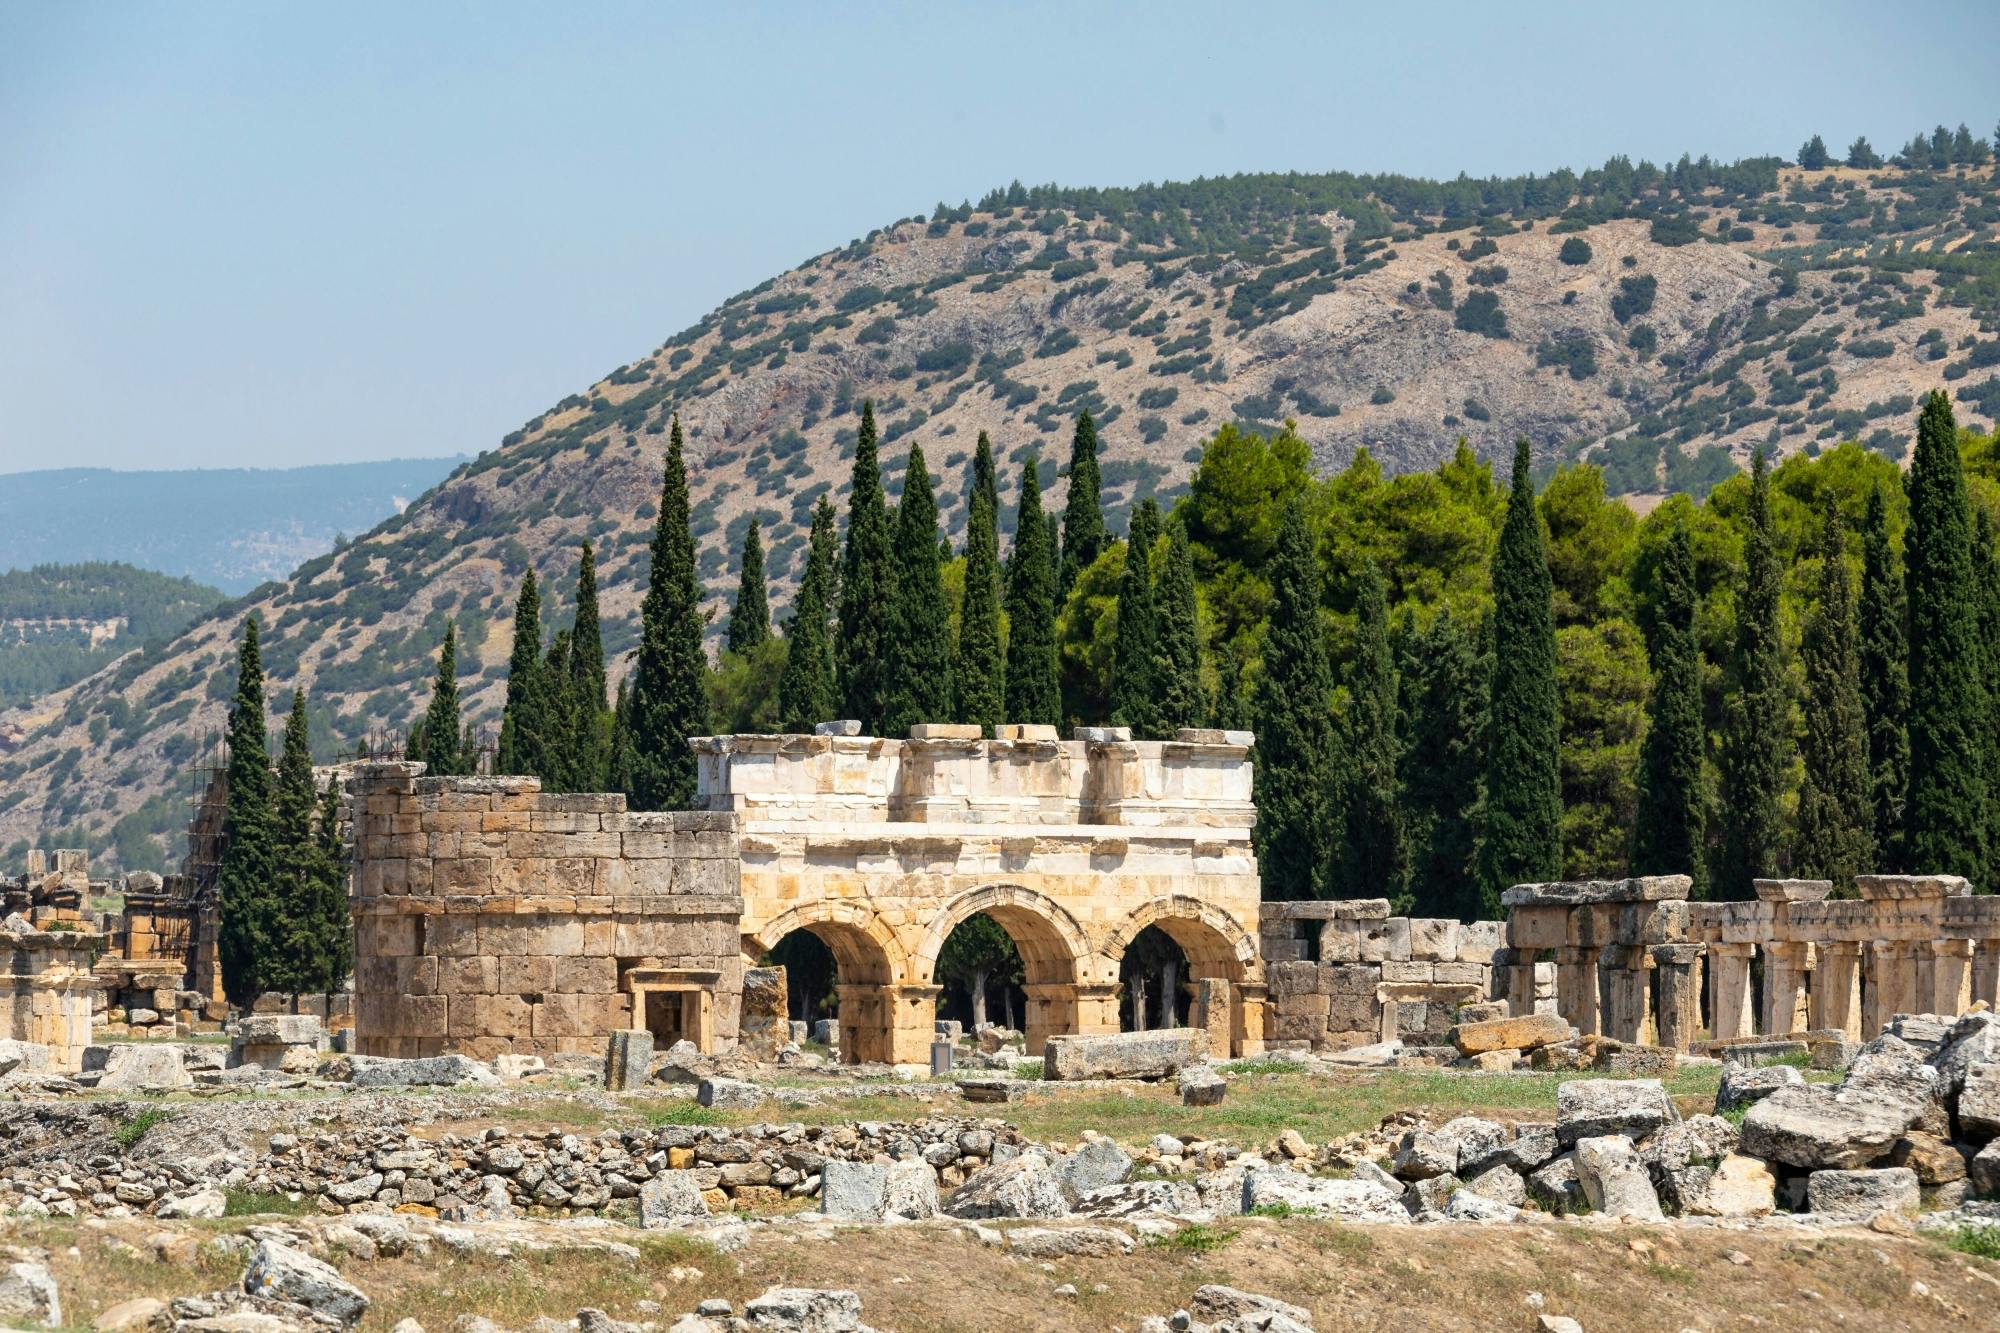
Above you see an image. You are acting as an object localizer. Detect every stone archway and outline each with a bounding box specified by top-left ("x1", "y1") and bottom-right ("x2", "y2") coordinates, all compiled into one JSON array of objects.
[
  {"x1": 914, "y1": 884, "x2": 1101, "y2": 1054},
  {"x1": 1102, "y1": 896, "x2": 1265, "y2": 1056},
  {"x1": 749, "y1": 902, "x2": 920, "y2": 1065}
]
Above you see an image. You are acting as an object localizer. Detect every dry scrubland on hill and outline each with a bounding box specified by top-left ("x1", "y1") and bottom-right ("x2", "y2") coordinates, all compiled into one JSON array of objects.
[{"x1": 7, "y1": 158, "x2": 2000, "y2": 869}]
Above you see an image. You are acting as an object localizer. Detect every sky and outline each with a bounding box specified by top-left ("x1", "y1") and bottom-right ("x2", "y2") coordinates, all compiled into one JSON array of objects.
[{"x1": 3, "y1": 2, "x2": 1997, "y2": 473}]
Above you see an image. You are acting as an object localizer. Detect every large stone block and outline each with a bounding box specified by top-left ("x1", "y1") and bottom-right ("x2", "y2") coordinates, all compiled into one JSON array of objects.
[
  {"x1": 1805, "y1": 1167, "x2": 1920, "y2": 1218},
  {"x1": 1451, "y1": 1012, "x2": 1572, "y2": 1056},
  {"x1": 1044, "y1": 1029, "x2": 1206, "y2": 1081}
]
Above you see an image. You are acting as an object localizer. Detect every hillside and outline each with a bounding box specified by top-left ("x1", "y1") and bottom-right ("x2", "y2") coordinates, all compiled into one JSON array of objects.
[
  {"x1": 7, "y1": 138, "x2": 2000, "y2": 871},
  {"x1": 0, "y1": 562, "x2": 225, "y2": 709},
  {"x1": 0, "y1": 459, "x2": 466, "y2": 593}
]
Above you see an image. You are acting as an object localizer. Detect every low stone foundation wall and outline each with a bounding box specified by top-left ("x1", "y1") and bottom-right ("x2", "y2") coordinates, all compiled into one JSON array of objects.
[{"x1": 1258, "y1": 900, "x2": 1533, "y2": 1050}]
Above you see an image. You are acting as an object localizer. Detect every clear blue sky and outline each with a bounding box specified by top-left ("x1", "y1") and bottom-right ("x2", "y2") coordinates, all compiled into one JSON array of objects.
[{"x1": 3, "y1": 1, "x2": 1995, "y2": 471}]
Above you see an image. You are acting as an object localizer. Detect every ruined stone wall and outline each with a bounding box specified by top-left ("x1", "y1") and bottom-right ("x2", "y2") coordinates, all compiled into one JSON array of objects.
[
  {"x1": 348, "y1": 764, "x2": 744, "y2": 1061},
  {"x1": 0, "y1": 920, "x2": 98, "y2": 1070},
  {"x1": 1259, "y1": 899, "x2": 1525, "y2": 1050}
]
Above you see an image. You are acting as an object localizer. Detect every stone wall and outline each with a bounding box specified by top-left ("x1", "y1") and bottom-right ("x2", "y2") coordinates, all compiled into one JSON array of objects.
[
  {"x1": 0, "y1": 916, "x2": 98, "y2": 1070},
  {"x1": 348, "y1": 764, "x2": 744, "y2": 1061},
  {"x1": 1259, "y1": 900, "x2": 1526, "y2": 1050}
]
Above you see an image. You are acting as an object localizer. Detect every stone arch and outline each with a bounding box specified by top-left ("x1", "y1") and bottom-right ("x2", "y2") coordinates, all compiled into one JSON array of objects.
[
  {"x1": 1101, "y1": 896, "x2": 1263, "y2": 1056},
  {"x1": 747, "y1": 901, "x2": 912, "y2": 1064},
  {"x1": 915, "y1": 884, "x2": 1097, "y2": 1056}
]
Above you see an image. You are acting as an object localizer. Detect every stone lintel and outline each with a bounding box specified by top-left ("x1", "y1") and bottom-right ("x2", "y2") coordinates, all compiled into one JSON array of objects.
[
  {"x1": 1852, "y1": 874, "x2": 1971, "y2": 901},
  {"x1": 1072, "y1": 726, "x2": 1133, "y2": 743},
  {"x1": 909, "y1": 723, "x2": 984, "y2": 742},
  {"x1": 1752, "y1": 878, "x2": 1833, "y2": 904},
  {"x1": 993, "y1": 724, "x2": 1060, "y2": 742},
  {"x1": 1173, "y1": 728, "x2": 1255, "y2": 747},
  {"x1": 1501, "y1": 875, "x2": 1692, "y2": 908}
]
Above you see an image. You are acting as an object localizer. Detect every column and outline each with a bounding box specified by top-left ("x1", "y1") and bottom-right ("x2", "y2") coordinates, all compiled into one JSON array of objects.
[
  {"x1": 1760, "y1": 941, "x2": 1812, "y2": 1037},
  {"x1": 887, "y1": 983, "x2": 941, "y2": 1066},
  {"x1": 1556, "y1": 946, "x2": 1601, "y2": 1037},
  {"x1": 1495, "y1": 948, "x2": 1539, "y2": 1019},
  {"x1": 1865, "y1": 941, "x2": 1917, "y2": 1037},
  {"x1": 1651, "y1": 944, "x2": 1705, "y2": 1054},
  {"x1": 1070, "y1": 982, "x2": 1123, "y2": 1037},
  {"x1": 834, "y1": 983, "x2": 887, "y2": 1065},
  {"x1": 1972, "y1": 941, "x2": 2000, "y2": 1012},
  {"x1": 1189, "y1": 978, "x2": 1233, "y2": 1057},
  {"x1": 1810, "y1": 941, "x2": 1863, "y2": 1042},
  {"x1": 1598, "y1": 945, "x2": 1653, "y2": 1045},
  {"x1": 1931, "y1": 940, "x2": 1974, "y2": 1017},
  {"x1": 1234, "y1": 981, "x2": 1266, "y2": 1057},
  {"x1": 1708, "y1": 943, "x2": 1756, "y2": 1043},
  {"x1": 1022, "y1": 982, "x2": 1077, "y2": 1056}
]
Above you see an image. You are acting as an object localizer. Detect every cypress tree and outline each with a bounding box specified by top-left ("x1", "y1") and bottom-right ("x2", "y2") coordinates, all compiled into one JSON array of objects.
[
  {"x1": 422, "y1": 625, "x2": 464, "y2": 777},
  {"x1": 571, "y1": 541, "x2": 609, "y2": 789},
  {"x1": 955, "y1": 433, "x2": 1005, "y2": 734},
  {"x1": 1003, "y1": 458, "x2": 1061, "y2": 726},
  {"x1": 882, "y1": 441, "x2": 955, "y2": 735},
  {"x1": 1212, "y1": 643, "x2": 1254, "y2": 731},
  {"x1": 834, "y1": 402, "x2": 894, "y2": 730},
  {"x1": 1334, "y1": 564, "x2": 1402, "y2": 900},
  {"x1": 1859, "y1": 482, "x2": 1909, "y2": 865},
  {"x1": 626, "y1": 415, "x2": 711, "y2": 811},
  {"x1": 606, "y1": 678, "x2": 635, "y2": 796},
  {"x1": 270, "y1": 688, "x2": 317, "y2": 995},
  {"x1": 217, "y1": 617, "x2": 279, "y2": 1006},
  {"x1": 1058, "y1": 409, "x2": 1106, "y2": 596},
  {"x1": 1794, "y1": 497, "x2": 1876, "y2": 884},
  {"x1": 1903, "y1": 391, "x2": 1987, "y2": 881},
  {"x1": 1254, "y1": 499, "x2": 1336, "y2": 900},
  {"x1": 1977, "y1": 507, "x2": 2000, "y2": 871},
  {"x1": 727, "y1": 520, "x2": 770, "y2": 654},
  {"x1": 1714, "y1": 448, "x2": 1791, "y2": 899},
  {"x1": 1109, "y1": 499, "x2": 1161, "y2": 736},
  {"x1": 778, "y1": 498, "x2": 838, "y2": 732},
  {"x1": 1630, "y1": 519, "x2": 1708, "y2": 892},
  {"x1": 1400, "y1": 609, "x2": 1486, "y2": 920},
  {"x1": 538, "y1": 630, "x2": 579, "y2": 792},
  {"x1": 496, "y1": 567, "x2": 542, "y2": 776},
  {"x1": 299, "y1": 775, "x2": 352, "y2": 1004},
  {"x1": 1477, "y1": 440, "x2": 1562, "y2": 915},
  {"x1": 1154, "y1": 520, "x2": 1205, "y2": 734}
]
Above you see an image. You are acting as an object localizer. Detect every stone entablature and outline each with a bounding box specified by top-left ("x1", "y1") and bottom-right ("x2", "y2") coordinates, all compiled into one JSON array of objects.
[
  {"x1": 1, "y1": 915, "x2": 99, "y2": 1070},
  {"x1": 1501, "y1": 873, "x2": 2000, "y2": 1053},
  {"x1": 348, "y1": 764, "x2": 744, "y2": 1062},
  {"x1": 700, "y1": 727, "x2": 1266, "y2": 1065}
]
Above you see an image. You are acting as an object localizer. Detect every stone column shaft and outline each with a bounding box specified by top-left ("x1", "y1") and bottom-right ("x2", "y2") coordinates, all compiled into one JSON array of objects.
[
  {"x1": 1651, "y1": 944, "x2": 1704, "y2": 1054},
  {"x1": 1931, "y1": 940, "x2": 1974, "y2": 1017},
  {"x1": 1555, "y1": 946, "x2": 1601, "y2": 1037},
  {"x1": 1760, "y1": 941, "x2": 1812, "y2": 1038},
  {"x1": 1708, "y1": 943, "x2": 1756, "y2": 1043},
  {"x1": 1810, "y1": 942, "x2": 1863, "y2": 1043}
]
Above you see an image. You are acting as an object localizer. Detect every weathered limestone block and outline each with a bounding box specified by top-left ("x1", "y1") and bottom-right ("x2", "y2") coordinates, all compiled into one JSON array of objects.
[
  {"x1": 604, "y1": 1029, "x2": 653, "y2": 1092},
  {"x1": 1240, "y1": 1167, "x2": 1408, "y2": 1223},
  {"x1": 1556, "y1": 1078, "x2": 1676, "y2": 1145},
  {"x1": 1450, "y1": 1013, "x2": 1572, "y2": 1056},
  {"x1": 1738, "y1": 1084, "x2": 1913, "y2": 1170},
  {"x1": 1044, "y1": 1029, "x2": 1206, "y2": 1081},
  {"x1": 1573, "y1": 1135, "x2": 1664, "y2": 1220},
  {"x1": 1805, "y1": 1167, "x2": 1920, "y2": 1218}
]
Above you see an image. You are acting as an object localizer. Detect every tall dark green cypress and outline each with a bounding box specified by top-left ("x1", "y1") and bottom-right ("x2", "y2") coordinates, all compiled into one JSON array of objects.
[
  {"x1": 1109, "y1": 499, "x2": 1161, "y2": 736},
  {"x1": 1154, "y1": 520, "x2": 1205, "y2": 734},
  {"x1": 1058, "y1": 409, "x2": 1106, "y2": 596},
  {"x1": 779, "y1": 498, "x2": 838, "y2": 732},
  {"x1": 835, "y1": 402, "x2": 894, "y2": 731},
  {"x1": 1477, "y1": 440, "x2": 1562, "y2": 916},
  {"x1": 1903, "y1": 391, "x2": 1987, "y2": 881},
  {"x1": 1253, "y1": 499, "x2": 1336, "y2": 900},
  {"x1": 1212, "y1": 642, "x2": 1254, "y2": 731},
  {"x1": 1334, "y1": 564, "x2": 1402, "y2": 900},
  {"x1": 1630, "y1": 519, "x2": 1708, "y2": 893},
  {"x1": 538, "y1": 630, "x2": 579, "y2": 792},
  {"x1": 1976, "y1": 507, "x2": 2000, "y2": 873},
  {"x1": 496, "y1": 567, "x2": 543, "y2": 776},
  {"x1": 570, "y1": 542, "x2": 609, "y2": 789},
  {"x1": 1714, "y1": 449, "x2": 1791, "y2": 899},
  {"x1": 882, "y1": 441, "x2": 954, "y2": 735},
  {"x1": 217, "y1": 617, "x2": 279, "y2": 1005},
  {"x1": 955, "y1": 433, "x2": 1004, "y2": 734},
  {"x1": 1003, "y1": 458, "x2": 1061, "y2": 726},
  {"x1": 1794, "y1": 497, "x2": 1876, "y2": 884},
  {"x1": 422, "y1": 625, "x2": 464, "y2": 776},
  {"x1": 1399, "y1": 610, "x2": 1486, "y2": 920},
  {"x1": 606, "y1": 678, "x2": 635, "y2": 796},
  {"x1": 298, "y1": 775, "x2": 352, "y2": 1003},
  {"x1": 727, "y1": 520, "x2": 770, "y2": 654},
  {"x1": 1859, "y1": 482, "x2": 1910, "y2": 865},
  {"x1": 270, "y1": 688, "x2": 317, "y2": 995},
  {"x1": 625, "y1": 415, "x2": 711, "y2": 811}
]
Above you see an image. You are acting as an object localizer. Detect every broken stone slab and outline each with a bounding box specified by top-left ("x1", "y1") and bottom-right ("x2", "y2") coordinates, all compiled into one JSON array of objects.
[
  {"x1": 1573, "y1": 1135, "x2": 1664, "y2": 1221},
  {"x1": 345, "y1": 1054, "x2": 497, "y2": 1088},
  {"x1": 697, "y1": 1077, "x2": 763, "y2": 1110},
  {"x1": 0, "y1": 1261, "x2": 59, "y2": 1327},
  {"x1": 91, "y1": 1044, "x2": 192, "y2": 1091},
  {"x1": 1403, "y1": 1172, "x2": 1460, "y2": 1216},
  {"x1": 739, "y1": 1287, "x2": 875, "y2": 1333},
  {"x1": 158, "y1": 1187, "x2": 227, "y2": 1220},
  {"x1": 1240, "y1": 1167, "x2": 1409, "y2": 1223},
  {"x1": 1461, "y1": 1122, "x2": 1558, "y2": 1177},
  {"x1": 1960, "y1": 1063, "x2": 2000, "y2": 1140},
  {"x1": 603, "y1": 1029, "x2": 653, "y2": 1093},
  {"x1": 956, "y1": 1078, "x2": 1032, "y2": 1104},
  {"x1": 818, "y1": 1161, "x2": 887, "y2": 1221},
  {"x1": 1805, "y1": 1167, "x2": 1920, "y2": 1219},
  {"x1": 1449, "y1": 1012, "x2": 1573, "y2": 1056},
  {"x1": 1463, "y1": 1163, "x2": 1528, "y2": 1208},
  {"x1": 1044, "y1": 1028, "x2": 1206, "y2": 1081},
  {"x1": 236, "y1": 1014, "x2": 323, "y2": 1046},
  {"x1": 1716, "y1": 1062, "x2": 1805, "y2": 1114},
  {"x1": 882, "y1": 1159, "x2": 939, "y2": 1220},
  {"x1": 1002, "y1": 1224, "x2": 1134, "y2": 1258},
  {"x1": 1931, "y1": 1011, "x2": 2000, "y2": 1095},
  {"x1": 0, "y1": 1040, "x2": 50, "y2": 1078},
  {"x1": 1685, "y1": 1153, "x2": 1776, "y2": 1218},
  {"x1": 639, "y1": 1173, "x2": 709, "y2": 1226},
  {"x1": 1889, "y1": 1131, "x2": 1969, "y2": 1185},
  {"x1": 1852, "y1": 875, "x2": 1971, "y2": 900},
  {"x1": 242, "y1": 1238, "x2": 370, "y2": 1327},
  {"x1": 1751, "y1": 878, "x2": 1833, "y2": 903},
  {"x1": 1555, "y1": 1078, "x2": 1677, "y2": 1145},
  {"x1": 1500, "y1": 875, "x2": 1692, "y2": 907},
  {"x1": 1443, "y1": 1187, "x2": 1521, "y2": 1222},
  {"x1": 1073, "y1": 1180, "x2": 1201, "y2": 1218},
  {"x1": 1178, "y1": 1066, "x2": 1226, "y2": 1106},
  {"x1": 1738, "y1": 1084, "x2": 1915, "y2": 1170},
  {"x1": 1391, "y1": 1128, "x2": 1458, "y2": 1180},
  {"x1": 943, "y1": 1153, "x2": 1069, "y2": 1219},
  {"x1": 1527, "y1": 1153, "x2": 1584, "y2": 1213},
  {"x1": 1190, "y1": 1285, "x2": 1312, "y2": 1328},
  {"x1": 1059, "y1": 1138, "x2": 1133, "y2": 1195}
]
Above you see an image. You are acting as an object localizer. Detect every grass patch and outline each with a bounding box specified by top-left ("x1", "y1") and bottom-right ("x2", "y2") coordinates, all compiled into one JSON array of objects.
[
  {"x1": 1939, "y1": 1224, "x2": 2000, "y2": 1260},
  {"x1": 1219, "y1": 1058, "x2": 1301, "y2": 1077},
  {"x1": 1145, "y1": 1221, "x2": 1238, "y2": 1254},
  {"x1": 113, "y1": 1107, "x2": 174, "y2": 1148},
  {"x1": 224, "y1": 1188, "x2": 316, "y2": 1217},
  {"x1": 640, "y1": 1101, "x2": 728, "y2": 1127},
  {"x1": 489, "y1": 1097, "x2": 611, "y2": 1128},
  {"x1": 1244, "y1": 1202, "x2": 1311, "y2": 1219},
  {"x1": 1012, "y1": 1060, "x2": 1047, "y2": 1080}
]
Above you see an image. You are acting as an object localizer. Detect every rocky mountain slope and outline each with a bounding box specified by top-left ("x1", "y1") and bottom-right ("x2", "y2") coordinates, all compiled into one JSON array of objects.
[{"x1": 7, "y1": 154, "x2": 2000, "y2": 869}]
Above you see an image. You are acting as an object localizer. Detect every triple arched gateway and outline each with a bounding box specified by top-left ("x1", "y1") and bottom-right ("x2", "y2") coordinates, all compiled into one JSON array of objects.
[{"x1": 347, "y1": 724, "x2": 1266, "y2": 1064}]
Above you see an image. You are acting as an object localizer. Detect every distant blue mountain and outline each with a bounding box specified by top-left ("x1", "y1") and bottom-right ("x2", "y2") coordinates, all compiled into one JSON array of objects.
[{"x1": 0, "y1": 457, "x2": 467, "y2": 593}]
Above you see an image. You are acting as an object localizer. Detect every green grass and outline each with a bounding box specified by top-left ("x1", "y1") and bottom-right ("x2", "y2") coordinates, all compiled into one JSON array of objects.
[
  {"x1": 1244, "y1": 1202, "x2": 1311, "y2": 1219},
  {"x1": 1219, "y1": 1058, "x2": 1302, "y2": 1076},
  {"x1": 1012, "y1": 1060, "x2": 1047, "y2": 1080},
  {"x1": 1939, "y1": 1225, "x2": 2000, "y2": 1260},
  {"x1": 640, "y1": 1101, "x2": 728, "y2": 1127},
  {"x1": 223, "y1": 1188, "x2": 316, "y2": 1217},
  {"x1": 112, "y1": 1107, "x2": 174, "y2": 1148},
  {"x1": 1145, "y1": 1221, "x2": 1238, "y2": 1253}
]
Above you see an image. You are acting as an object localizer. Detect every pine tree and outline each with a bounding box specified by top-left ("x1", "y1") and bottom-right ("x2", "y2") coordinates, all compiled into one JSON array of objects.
[
  {"x1": 1109, "y1": 499, "x2": 1161, "y2": 735},
  {"x1": 1058, "y1": 409, "x2": 1106, "y2": 596},
  {"x1": 268, "y1": 688, "x2": 317, "y2": 995},
  {"x1": 727, "y1": 520, "x2": 770, "y2": 654},
  {"x1": 835, "y1": 403, "x2": 894, "y2": 731},
  {"x1": 496, "y1": 567, "x2": 542, "y2": 775},
  {"x1": 1004, "y1": 458, "x2": 1062, "y2": 726},
  {"x1": 217, "y1": 617, "x2": 279, "y2": 1006},
  {"x1": 1477, "y1": 440, "x2": 1562, "y2": 916},
  {"x1": 570, "y1": 541, "x2": 609, "y2": 789},
  {"x1": 299, "y1": 775, "x2": 352, "y2": 1004},
  {"x1": 1794, "y1": 497, "x2": 1877, "y2": 884},
  {"x1": 1903, "y1": 391, "x2": 1987, "y2": 881},
  {"x1": 1714, "y1": 448, "x2": 1791, "y2": 899},
  {"x1": 1154, "y1": 520, "x2": 1205, "y2": 734},
  {"x1": 882, "y1": 441, "x2": 955, "y2": 735},
  {"x1": 1334, "y1": 565, "x2": 1401, "y2": 900},
  {"x1": 779, "y1": 499, "x2": 838, "y2": 732},
  {"x1": 1400, "y1": 610, "x2": 1486, "y2": 920},
  {"x1": 1630, "y1": 519, "x2": 1708, "y2": 892},
  {"x1": 626, "y1": 415, "x2": 711, "y2": 811},
  {"x1": 422, "y1": 625, "x2": 464, "y2": 776},
  {"x1": 1254, "y1": 499, "x2": 1336, "y2": 900},
  {"x1": 954, "y1": 433, "x2": 1005, "y2": 734},
  {"x1": 1859, "y1": 483, "x2": 1909, "y2": 866}
]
